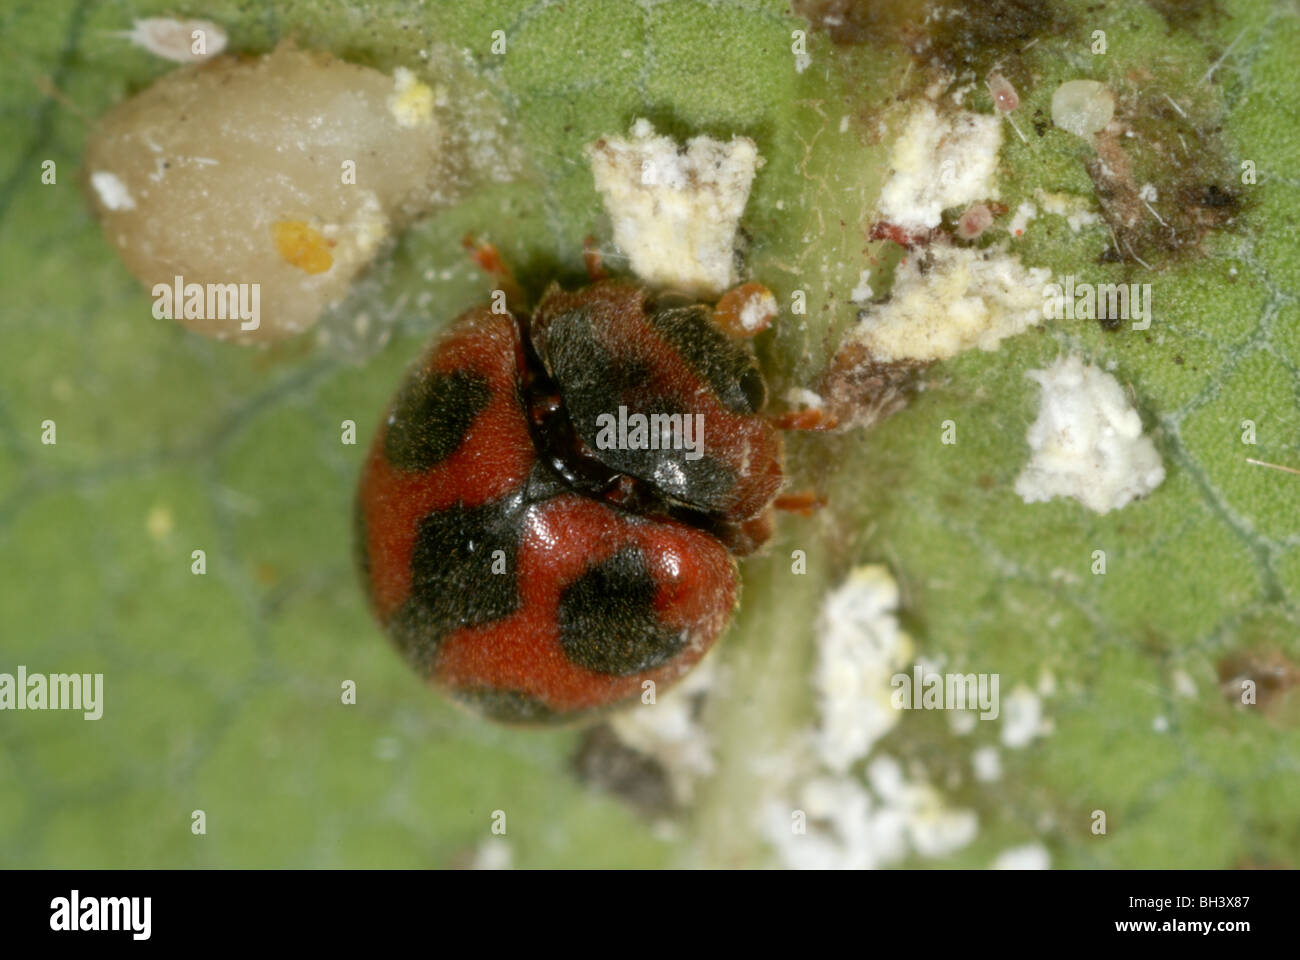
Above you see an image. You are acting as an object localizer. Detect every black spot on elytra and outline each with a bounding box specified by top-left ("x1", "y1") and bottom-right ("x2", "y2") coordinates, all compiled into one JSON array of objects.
[
  {"x1": 585, "y1": 392, "x2": 739, "y2": 510},
  {"x1": 383, "y1": 369, "x2": 491, "y2": 472},
  {"x1": 558, "y1": 547, "x2": 686, "y2": 676},
  {"x1": 646, "y1": 305, "x2": 766, "y2": 415},
  {"x1": 539, "y1": 307, "x2": 741, "y2": 511},
  {"x1": 647, "y1": 447, "x2": 737, "y2": 511},
  {"x1": 454, "y1": 687, "x2": 569, "y2": 724},
  {"x1": 540, "y1": 306, "x2": 651, "y2": 409},
  {"x1": 389, "y1": 498, "x2": 522, "y2": 672}
]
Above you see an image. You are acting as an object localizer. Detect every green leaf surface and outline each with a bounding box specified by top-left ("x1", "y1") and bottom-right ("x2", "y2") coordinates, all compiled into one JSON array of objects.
[{"x1": 1, "y1": 0, "x2": 1296, "y2": 868}]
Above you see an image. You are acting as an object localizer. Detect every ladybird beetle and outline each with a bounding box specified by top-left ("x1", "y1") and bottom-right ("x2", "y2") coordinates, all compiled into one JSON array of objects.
[{"x1": 355, "y1": 271, "x2": 790, "y2": 723}]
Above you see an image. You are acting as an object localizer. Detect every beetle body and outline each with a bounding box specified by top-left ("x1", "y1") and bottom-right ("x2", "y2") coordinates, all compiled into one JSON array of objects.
[{"x1": 356, "y1": 280, "x2": 783, "y2": 722}]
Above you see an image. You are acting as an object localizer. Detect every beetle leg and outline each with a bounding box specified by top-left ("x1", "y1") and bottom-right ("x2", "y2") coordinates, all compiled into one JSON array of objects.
[
  {"x1": 582, "y1": 234, "x2": 609, "y2": 282},
  {"x1": 462, "y1": 233, "x2": 523, "y2": 310},
  {"x1": 773, "y1": 491, "x2": 826, "y2": 515}
]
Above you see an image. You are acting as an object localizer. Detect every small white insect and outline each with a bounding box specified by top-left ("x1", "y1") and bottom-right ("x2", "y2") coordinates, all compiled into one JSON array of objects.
[
  {"x1": 986, "y1": 71, "x2": 1027, "y2": 142},
  {"x1": 118, "y1": 18, "x2": 228, "y2": 63},
  {"x1": 956, "y1": 203, "x2": 993, "y2": 240},
  {"x1": 985, "y1": 71, "x2": 1020, "y2": 112}
]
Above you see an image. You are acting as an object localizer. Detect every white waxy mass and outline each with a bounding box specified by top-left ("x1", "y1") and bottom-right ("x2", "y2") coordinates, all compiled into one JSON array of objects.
[
  {"x1": 587, "y1": 119, "x2": 761, "y2": 297},
  {"x1": 1015, "y1": 355, "x2": 1165, "y2": 514}
]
